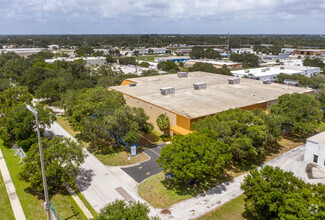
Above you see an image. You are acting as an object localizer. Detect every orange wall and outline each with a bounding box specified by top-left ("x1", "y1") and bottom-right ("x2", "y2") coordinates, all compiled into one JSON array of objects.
[
  {"x1": 177, "y1": 115, "x2": 191, "y2": 130},
  {"x1": 120, "y1": 79, "x2": 136, "y2": 86}
]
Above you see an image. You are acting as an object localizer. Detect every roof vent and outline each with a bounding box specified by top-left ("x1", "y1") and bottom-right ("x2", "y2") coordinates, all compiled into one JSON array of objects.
[
  {"x1": 263, "y1": 79, "x2": 272, "y2": 84},
  {"x1": 178, "y1": 72, "x2": 188, "y2": 78},
  {"x1": 228, "y1": 78, "x2": 240, "y2": 85},
  {"x1": 280, "y1": 66, "x2": 285, "y2": 70},
  {"x1": 160, "y1": 87, "x2": 175, "y2": 95},
  {"x1": 261, "y1": 69, "x2": 266, "y2": 72},
  {"x1": 244, "y1": 69, "x2": 250, "y2": 73},
  {"x1": 193, "y1": 82, "x2": 207, "y2": 90},
  {"x1": 266, "y1": 67, "x2": 270, "y2": 71},
  {"x1": 128, "y1": 83, "x2": 137, "y2": 87}
]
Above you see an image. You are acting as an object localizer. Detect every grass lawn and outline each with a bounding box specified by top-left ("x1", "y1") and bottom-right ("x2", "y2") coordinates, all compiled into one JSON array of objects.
[
  {"x1": 197, "y1": 194, "x2": 255, "y2": 220},
  {"x1": 138, "y1": 172, "x2": 193, "y2": 209},
  {"x1": 95, "y1": 150, "x2": 149, "y2": 166},
  {"x1": 56, "y1": 116, "x2": 80, "y2": 138},
  {"x1": 0, "y1": 169, "x2": 15, "y2": 220},
  {"x1": 0, "y1": 142, "x2": 87, "y2": 220}
]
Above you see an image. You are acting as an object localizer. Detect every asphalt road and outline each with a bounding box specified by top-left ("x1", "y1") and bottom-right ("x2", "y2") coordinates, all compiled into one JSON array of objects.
[{"x1": 121, "y1": 143, "x2": 165, "y2": 183}]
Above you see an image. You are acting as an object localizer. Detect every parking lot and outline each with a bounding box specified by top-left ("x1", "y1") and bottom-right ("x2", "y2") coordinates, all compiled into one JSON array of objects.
[{"x1": 121, "y1": 143, "x2": 165, "y2": 183}]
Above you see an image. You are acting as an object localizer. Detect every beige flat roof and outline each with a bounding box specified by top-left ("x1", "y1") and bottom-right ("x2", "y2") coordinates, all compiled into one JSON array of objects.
[
  {"x1": 307, "y1": 132, "x2": 325, "y2": 145},
  {"x1": 110, "y1": 72, "x2": 313, "y2": 119}
]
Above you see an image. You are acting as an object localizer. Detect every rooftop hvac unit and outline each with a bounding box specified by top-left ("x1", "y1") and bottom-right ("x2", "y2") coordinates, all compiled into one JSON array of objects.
[
  {"x1": 261, "y1": 69, "x2": 266, "y2": 72},
  {"x1": 193, "y1": 82, "x2": 207, "y2": 90},
  {"x1": 128, "y1": 83, "x2": 137, "y2": 87},
  {"x1": 228, "y1": 78, "x2": 240, "y2": 85},
  {"x1": 263, "y1": 79, "x2": 272, "y2": 84},
  {"x1": 280, "y1": 66, "x2": 285, "y2": 70},
  {"x1": 178, "y1": 72, "x2": 188, "y2": 78},
  {"x1": 160, "y1": 87, "x2": 175, "y2": 95},
  {"x1": 266, "y1": 67, "x2": 270, "y2": 71},
  {"x1": 244, "y1": 69, "x2": 250, "y2": 73}
]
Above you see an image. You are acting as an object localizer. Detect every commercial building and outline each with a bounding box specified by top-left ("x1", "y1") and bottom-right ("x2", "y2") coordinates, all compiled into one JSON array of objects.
[
  {"x1": 231, "y1": 48, "x2": 255, "y2": 54},
  {"x1": 231, "y1": 65, "x2": 321, "y2": 80},
  {"x1": 304, "y1": 132, "x2": 325, "y2": 168},
  {"x1": 45, "y1": 56, "x2": 107, "y2": 67},
  {"x1": 176, "y1": 49, "x2": 192, "y2": 55},
  {"x1": 110, "y1": 72, "x2": 312, "y2": 135},
  {"x1": 260, "y1": 53, "x2": 289, "y2": 61},
  {"x1": 295, "y1": 49, "x2": 325, "y2": 56},
  {"x1": 154, "y1": 56, "x2": 190, "y2": 63},
  {"x1": 0, "y1": 48, "x2": 46, "y2": 57},
  {"x1": 281, "y1": 48, "x2": 297, "y2": 55},
  {"x1": 186, "y1": 59, "x2": 242, "y2": 69},
  {"x1": 137, "y1": 48, "x2": 167, "y2": 55}
]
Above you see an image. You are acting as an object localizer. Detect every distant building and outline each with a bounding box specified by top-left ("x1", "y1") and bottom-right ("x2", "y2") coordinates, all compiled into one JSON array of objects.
[
  {"x1": 176, "y1": 49, "x2": 192, "y2": 55},
  {"x1": 0, "y1": 48, "x2": 46, "y2": 57},
  {"x1": 48, "y1": 45, "x2": 59, "y2": 50},
  {"x1": 137, "y1": 48, "x2": 166, "y2": 55},
  {"x1": 45, "y1": 56, "x2": 107, "y2": 67},
  {"x1": 154, "y1": 56, "x2": 190, "y2": 63},
  {"x1": 231, "y1": 48, "x2": 255, "y2": 54},
  {"x1": 261, "y1": 44, "x2": 273, "y2": 48},
  {"x1": 304, "y1": 132, "x2": 325, "y2": 168},
  {"x1": 281, "y1": 48, "x2": 297, "y2": 55},
  {"x1": 186, "y1": 59, "x2": 242, "y2": 69},
  {"x1": 295, "y1": 49, "x2": 325, "y2": 56},
  {"x1": 231, "y1": 65, "x2": 321, "y2": 80},
  {"x1": 260, "y1": 53, "x2": 289, "y2": 61}
]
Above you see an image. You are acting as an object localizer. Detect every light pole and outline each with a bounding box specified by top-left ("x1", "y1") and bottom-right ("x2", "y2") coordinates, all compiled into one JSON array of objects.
[{"x1": 26, "y1": 105, "x2": 51, "y2": 220}]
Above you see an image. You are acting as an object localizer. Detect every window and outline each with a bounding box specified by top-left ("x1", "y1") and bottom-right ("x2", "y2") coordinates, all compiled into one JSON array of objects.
[{"x1": 313, "y1": 154, "x2": 318, "y2": 163}]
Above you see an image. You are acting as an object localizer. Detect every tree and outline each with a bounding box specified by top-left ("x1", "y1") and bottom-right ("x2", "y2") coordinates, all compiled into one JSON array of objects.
[
  {"x1": 193, "y1": 108, "x2": 281, "y2": 166},
  {"x1": 95, "y1": 199, "x2": 153, "y2": 220},
  {"x1": 316, "y1": 89, "x2": 325, "y2": 111},
  {"x1": 138, "y1": 62, "x2": 150, "y2": 68},
  {"x1": 157, "y1": 130, "x2": 232, "y2": 185},
  {"x1": 0, "y1": 103, "x2": 55, "y2": 150},
  {"x1": 178, "y1": 61, "x2": 184, "y2": 67},
  {"x1": 19, "y1": 137, "x2": 87, "y2": 193},
  {"x1": 0, "y1": 78, "x2": 11, "y2": 92},
  {"x1": 188, "y1": 62, "x2": 232, "y2": 76},
  {"x1": 156, "y1": 114, "x2": 170, "y2": 136},
  {"x1": 119, "y1": 57, "x2": 136, "y2": 65},
  {"x1": 0, "y1": 86, "x2": 33, "y2": 115},
  {"x1": 133, "y1": 50, "x2": 139, "y2": 57},
  {"x1": 35, "y1": 77, "x2": 71, "y2": 102},
  {"x1": 104, "y1": 106, "x2": 153, "y2": 146},
  {"x1": 157, "y1": 61, "x2": 179, "y2": 72},
  {"x1": 241, "y1": 166, "x2": 325, "y2": 220},
  {"x1": 190, "y1": 47, "x2": 205, "y2": 59},
  {"x1": 270, "y1": 93, "x2": 323, "y2": 136},
  {"x1": 105, "y1": 55, "x2": 115, "y2": 64},
  {"x1": 276, "y1": 73, "x2": 325, "y2": 89},
  {"x1": 61, "y1": 87, "x2": 125, "y2": 130},
  {"x1": 229, "y1": 53, "x2": 259, "y2": 67}
]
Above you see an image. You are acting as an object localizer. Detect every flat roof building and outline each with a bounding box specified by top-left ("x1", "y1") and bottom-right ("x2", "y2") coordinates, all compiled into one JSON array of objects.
[
  {"x1": 304, "y1": 132, "x2": 325, "y2": 168},
  {"x1": 110, "y1": 72, "x2": 312, "y2": 135},
  {"x1": 231, "y1": 65, "x2": 321, "y2": 80},
  {"x1": 295, "y1": 49, "x2": 325, "y2": 56},
  {"x1": 187, "y1": 59, "x2": 242, "y2": 69}
]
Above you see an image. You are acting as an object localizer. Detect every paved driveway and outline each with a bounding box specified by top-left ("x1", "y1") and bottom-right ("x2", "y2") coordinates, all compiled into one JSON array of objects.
[{"x1": 121, "y1": 144, "x2": 165, "y2": 183}]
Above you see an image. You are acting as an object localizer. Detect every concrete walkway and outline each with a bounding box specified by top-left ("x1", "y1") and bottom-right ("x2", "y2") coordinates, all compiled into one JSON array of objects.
[
  {"x1": 48, "y1": 122, "x2": 161, "y2": 218},
  {"x1": 0, "y1": 148, "x2": 26, "y2": 220}
]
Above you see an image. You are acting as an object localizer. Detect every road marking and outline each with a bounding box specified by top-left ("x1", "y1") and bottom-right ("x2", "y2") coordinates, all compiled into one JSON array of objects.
[
  {"x1": 157, "y1": 146, "x2": 162, "y2": 149},
  {"x1": 146, "y1": 172, "x2": 150, "y2": 175},
  {"x1": 148, "y1": 148, "x2": 160, "y2": 156},
  {"x1": 138, "y1": 166, "x2": 142, "y2": 169}
]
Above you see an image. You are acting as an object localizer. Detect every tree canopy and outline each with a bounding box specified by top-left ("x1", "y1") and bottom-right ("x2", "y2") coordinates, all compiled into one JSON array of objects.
[
  {"x1": 229, "y1": 53, "x2": 259, "y2": 67},
  {"x1": 95, "y1": 199, "x2": 154, "y2": 220},
  {"x1": 189, "y1": 47, "x2": 221, "y2": 60},
  {"x1": 270, "y1": 93, "x2": 323, "y2": 136},
  {"x1": 188, "y1": 62, "x2": 232, "y2": 76},
  {"x1": 241, "y1": 166, "x2": 325, "y2": 220},
  {"x1": 157, "y1": 61, "x2": 179, "y2": 72},
  {"x1": 156, "y1": 114, "x2": 170, "y2": 136},
  {"x1": 157, "y1": 130, "x2": 232, "y2": 185},
  {"x1": 19, "y1": 137, "x2": 87, "y2": 193}
]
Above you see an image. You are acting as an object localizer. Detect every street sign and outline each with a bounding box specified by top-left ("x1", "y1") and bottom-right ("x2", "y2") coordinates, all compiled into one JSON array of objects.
[{"x1": 130, "y1": 146, "x2": 136, "y2": 157}]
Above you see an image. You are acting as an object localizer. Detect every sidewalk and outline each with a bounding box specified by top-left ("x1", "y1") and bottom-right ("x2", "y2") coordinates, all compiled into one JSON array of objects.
[
  {"x1": 48, "y1": 122, "x2": 161, "y2": 218},
  {"x1": 0, "y1": 148, "x2": 26, "y2": 220}
]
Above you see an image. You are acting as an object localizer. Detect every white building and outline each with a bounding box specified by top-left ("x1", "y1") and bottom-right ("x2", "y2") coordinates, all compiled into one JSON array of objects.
[
  {"x1": 231, "y1": 48, "x2": 255, "y2": 54},
  {"x1": 45, "y1": 56, "x2": 107, "y2": 67},
  {"x1": 304, "y1": 132, "x2": 325, "y2": 168},
  {"x1": 231, "y1": 65, "x2": 321, "y2": 81},
  {"x1": 281, "y1": 48, "x2": 297, "y2": 55},
  {"x1": 186, "y1": 59, "x2": 242, "y2": 69},
  {"x1": 48, "y1": 45, "x2": 59, "y2": 50},
  {"x1": 0, "y1": 48, "x2": 46, "y2": 57},
  {"x1": 137, "y1": 48, "x2": 166, "y2": 55}
]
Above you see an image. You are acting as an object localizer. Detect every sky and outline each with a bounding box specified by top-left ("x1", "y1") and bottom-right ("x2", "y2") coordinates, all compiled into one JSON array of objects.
[{"x1": 0, "y1": 0, "x2": 324, "y2": 34}]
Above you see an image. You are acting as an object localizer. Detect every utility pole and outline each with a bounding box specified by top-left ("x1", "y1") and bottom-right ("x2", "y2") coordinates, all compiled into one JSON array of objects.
[
  {"x1": 26, "y1": 105, "x2": 51, "y2": 220},
  {"x1": 227, "y1": 32, "x2": 230, "y2": 50}
]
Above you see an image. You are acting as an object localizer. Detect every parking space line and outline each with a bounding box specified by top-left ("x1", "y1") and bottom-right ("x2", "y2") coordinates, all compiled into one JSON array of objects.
[{"x1": 148, "y1": 148, "x2": 160, "y2": 156}]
